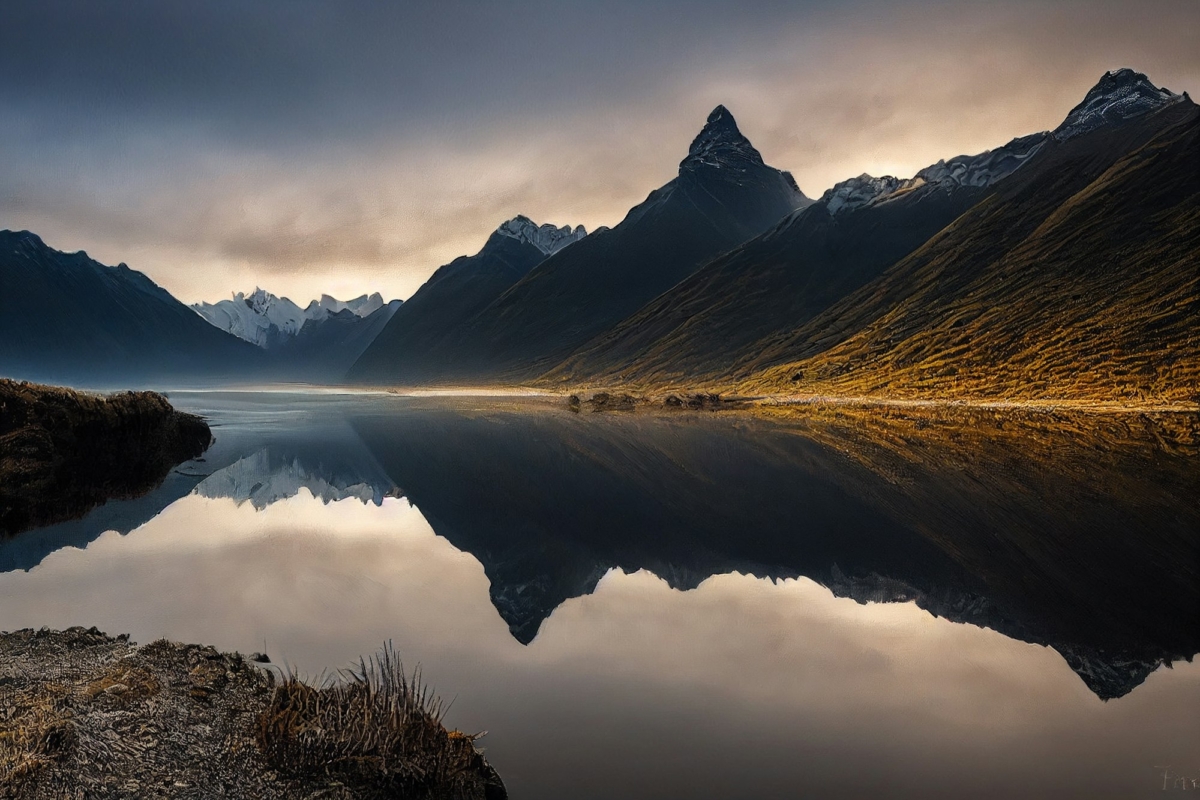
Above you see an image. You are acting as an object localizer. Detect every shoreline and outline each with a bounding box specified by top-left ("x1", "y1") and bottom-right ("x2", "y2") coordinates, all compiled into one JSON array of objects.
[
  {"x1": 0, "y1": 627, "x2": 506, "y2": 800},
  {"x1": 0, "y1": 380, "x2": 213, "y2": 537}
]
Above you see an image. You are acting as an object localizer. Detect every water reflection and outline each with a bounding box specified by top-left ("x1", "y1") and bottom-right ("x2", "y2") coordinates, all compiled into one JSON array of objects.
[
  {"x1": 0, "y1": 392, "x2": 1197, "y2": 798},
  {"x1": 0, "y1": 492, "x2": 1196, "y2": 799}
]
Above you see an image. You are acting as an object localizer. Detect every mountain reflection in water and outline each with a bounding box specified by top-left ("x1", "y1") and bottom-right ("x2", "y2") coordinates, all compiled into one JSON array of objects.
[{"x1": 0, "y1": 392, "x2": 1196, "y2": 799}]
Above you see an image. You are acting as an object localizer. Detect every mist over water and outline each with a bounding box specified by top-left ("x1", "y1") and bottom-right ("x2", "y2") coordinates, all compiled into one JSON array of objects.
[{"x1": 1, "y1": 392, "x2": 1196, "y2": 799}]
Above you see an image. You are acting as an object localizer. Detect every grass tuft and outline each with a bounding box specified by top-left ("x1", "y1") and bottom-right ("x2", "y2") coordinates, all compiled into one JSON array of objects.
[{"x1": 255, "y1": 642, "x2": 499, "y2": 798}]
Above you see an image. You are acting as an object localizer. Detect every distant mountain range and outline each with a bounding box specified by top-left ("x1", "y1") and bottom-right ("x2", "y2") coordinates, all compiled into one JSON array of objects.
[
  {"x1": 193, "y1": 289, "x2": 390, "y2": 349},
  {"x1": 193, "y1": 288, "x2": 402, "y2": 382},
  {"x1": 3, "y1": 68, "x2": 1195, "y2": 403}
]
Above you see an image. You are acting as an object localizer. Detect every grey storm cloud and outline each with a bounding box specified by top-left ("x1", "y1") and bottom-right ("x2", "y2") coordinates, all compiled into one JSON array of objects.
[{"x1": 2, "y1": 0, "x2": 1199, "y2": 304}]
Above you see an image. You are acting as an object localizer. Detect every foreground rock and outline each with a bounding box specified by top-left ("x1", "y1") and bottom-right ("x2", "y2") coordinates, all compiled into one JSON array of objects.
[
  {"x1": 0, "y1": 380, "x2": 212, "y2": 536},
  {"x1": 0, "y1": 628, "x2": 506, "y2": 799}
]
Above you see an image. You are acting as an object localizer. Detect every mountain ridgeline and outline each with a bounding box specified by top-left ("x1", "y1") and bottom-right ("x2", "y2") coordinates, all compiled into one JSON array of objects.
[
  {"x1": 3, "y1": 69, "x2": 1196, "y2": 403},
  {"x1": 348, "y1": 69, "x2": 1199, "y2": 405}
]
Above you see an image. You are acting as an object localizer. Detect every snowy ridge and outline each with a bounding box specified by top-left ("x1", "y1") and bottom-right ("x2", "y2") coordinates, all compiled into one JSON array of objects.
[
  {"x1": 913, "y1": 132, "x2": 1048, "y2": 189},
  {"x1": 193, "y1": 288, "x2": 394, "y2": 348},
  {"x1": 820, "y1": 133, "x2": 1048, "y2": 216},
  {"x1": 1055, "y1": 69, "x2": 1183, "y2": 141},
  {"x1": 821, "y1": 175, "x2": 905, "y2": 216},
  {"x1": 496, "y1": 215, "x2": 587, "y2": 255},
  {"x1": 819, "y1": 68, "x2": 1184, "y2": 217}
]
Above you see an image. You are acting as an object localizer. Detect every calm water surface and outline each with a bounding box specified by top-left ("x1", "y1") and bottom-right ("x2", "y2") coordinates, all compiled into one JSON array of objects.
[{"x1": 1, "y1": 391, "x2": 1197, "y2": 799}]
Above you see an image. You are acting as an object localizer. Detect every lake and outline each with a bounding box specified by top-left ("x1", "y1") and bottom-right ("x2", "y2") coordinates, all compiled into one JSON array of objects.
[{"x1": 1, "y1": 391, "x2": 1197, "y2": 798}]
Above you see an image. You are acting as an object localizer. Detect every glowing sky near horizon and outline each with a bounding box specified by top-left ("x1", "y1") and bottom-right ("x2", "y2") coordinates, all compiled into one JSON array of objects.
[{"x1": 2, "y1": 0, "x2": 1198, "y2": 305}]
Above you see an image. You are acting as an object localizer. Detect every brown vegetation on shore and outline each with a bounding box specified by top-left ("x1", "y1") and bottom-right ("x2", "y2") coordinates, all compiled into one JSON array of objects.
[
  {"x1": 0, "y1": 628, "x2": 505, "y2": 799},
  {"x1": 0, "y1": 379, "x2": 212, "y2": 536}
]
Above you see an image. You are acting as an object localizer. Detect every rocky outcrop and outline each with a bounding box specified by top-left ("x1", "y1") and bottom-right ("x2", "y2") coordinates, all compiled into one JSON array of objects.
[{"x1": 0, "y1": 380, "x2": 212, "y2": 536}]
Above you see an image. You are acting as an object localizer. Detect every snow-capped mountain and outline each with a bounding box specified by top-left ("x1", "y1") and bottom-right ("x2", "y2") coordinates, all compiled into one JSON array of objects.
[
  {"x1": 192, "y1": 288, "x2": 394, "y2": 348},
  {"x1": 1054, "y1": 68, "x2": 1185, "y2": 140},
  {"x1": 814, "y1": 70, "x2": 1184, "y2": 219},
  {"x1": 495, "y1": 215, "x2": 587, "y2": 255}
]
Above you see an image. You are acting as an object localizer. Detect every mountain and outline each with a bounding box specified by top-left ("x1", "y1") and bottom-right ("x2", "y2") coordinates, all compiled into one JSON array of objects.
[
  {"x1": 310, "y1": 292, "x2": 387, "y2": 318},
  {"x1": 349, "y1": 105, "x2": 809, "y2": 385},
  {"x1": 192, "y1": 288, "x2": 400, "y2": 381},
  {"x1": 543, "y1": 130, "x2": 1047, "y2": 387},
  {"x1": 270, "y1": 300, "x2": 402, "y2": 381},
  {"x1": 743, "y1": 70, "x2": 1199, "y2": 404},
  {"x1": 192, "y1": 288, "x2": 392, "y2": 348},
  {"x1": 0, "y1": 231, "x2": 263, "y2": 385},
  {"x1": 493, "y1": 215, "x2": 587, "y2": 255},
  {"x1": 192, "y1": 288, "x2": 312, "y2": 348},
  {"x1": 348, "y1": 217, "x2": 583, "y2": 384}
]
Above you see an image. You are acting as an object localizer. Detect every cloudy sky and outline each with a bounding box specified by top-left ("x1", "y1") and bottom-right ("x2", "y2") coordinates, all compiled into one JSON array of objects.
[{"x1": 3, "y1": 0, "x2": 1198, "y2": 305}]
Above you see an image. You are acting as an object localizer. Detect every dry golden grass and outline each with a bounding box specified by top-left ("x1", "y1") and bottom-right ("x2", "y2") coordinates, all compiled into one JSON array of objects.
[{"x1": 256, "y1": 643, "x2": 500, "y2": 799}]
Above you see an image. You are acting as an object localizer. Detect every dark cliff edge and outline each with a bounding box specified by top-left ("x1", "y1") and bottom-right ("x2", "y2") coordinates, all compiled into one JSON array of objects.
[
  {"x1": 0, "y1": 627, "x2": 506, "y2": 800},
  {"x1": 0, "y1": 380, "x2": 213, "y2": 537}
]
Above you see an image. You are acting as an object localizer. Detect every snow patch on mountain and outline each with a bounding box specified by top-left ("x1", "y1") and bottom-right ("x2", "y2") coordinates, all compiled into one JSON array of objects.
[
  {"x1": 307, "y1": 292, "x2": 386, "y2": 318},
  {"x1": 914, "y1": 132, "x2": 1048, "y2": 189},
  {"x1": 496, "y1": 215, "x2": 587, "y2": 255},
  {"x1": 821, "y1": 174, "x2": 905, "y2": 215},
  {"x1": 1055, "y1": 68, "x2": 1183, "y2": 141}
]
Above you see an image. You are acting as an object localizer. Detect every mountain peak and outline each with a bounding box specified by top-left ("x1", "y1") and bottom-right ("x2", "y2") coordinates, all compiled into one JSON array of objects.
[
  {"x1": 820, "y1": 174, "x2": 905, "y2": 216},
  {"x1": 683, "y1": 104, "x2": 766, "y2": 170},
  {"x1": 495, "y1": 215, "x2": 587, "y2": 255},
  {"x1": 1055, "y1": 68, "x2": 1182, "y2": 140}
]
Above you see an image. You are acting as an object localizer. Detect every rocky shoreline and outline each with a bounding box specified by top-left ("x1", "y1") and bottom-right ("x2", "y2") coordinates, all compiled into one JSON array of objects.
[
  {"x1": 0, "y1": 628, "x2": 506, "y2": 799},
  {"x1": 0, "y1": 380, "x2": 212, "y2": 536}
]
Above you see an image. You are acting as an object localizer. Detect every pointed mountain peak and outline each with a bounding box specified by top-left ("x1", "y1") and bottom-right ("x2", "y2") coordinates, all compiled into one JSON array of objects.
[
  {"x1": 495, "y1": 215, "x2": 587, "y2": 255},
  {"x1": 683, "y1": 104, "x2": 765, "y2": 170},
  {"x1": 704, "y1": 104, "x2": 737, "y2": 131},
  {"x1": 1055, "y1": 68, "x2": 1183, "y2": 140}
]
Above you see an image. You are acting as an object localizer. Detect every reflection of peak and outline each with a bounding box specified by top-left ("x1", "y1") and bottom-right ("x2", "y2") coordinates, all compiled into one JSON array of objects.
[
  {"x1": 1054, "y1": 645, "x2": 1174, "y2": 702},
  {"x1": 194, "y1": 448, "x2": 400, "y2": 509}
]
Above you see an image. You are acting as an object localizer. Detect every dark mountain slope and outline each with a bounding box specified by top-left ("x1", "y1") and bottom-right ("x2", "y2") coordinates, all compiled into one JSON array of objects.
[
  {"x1": 347, "y1": 223, "x2": 559, "y2": 384},
  {"x1": 544, "y1": 133, "x2": 1046, "y2": 387},
  {"x1": 349, "y1": 106, "x2": 809, "y2": 385},
  {"x1": 746, "y1": 78, "x2": 1200, "y2": 403},
  {"x1": 269, "y1": 300, "x2": 401, "y2": 382},
  {"x1": 0, "y1": 231, "x2": 263, "y2": 385}
]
